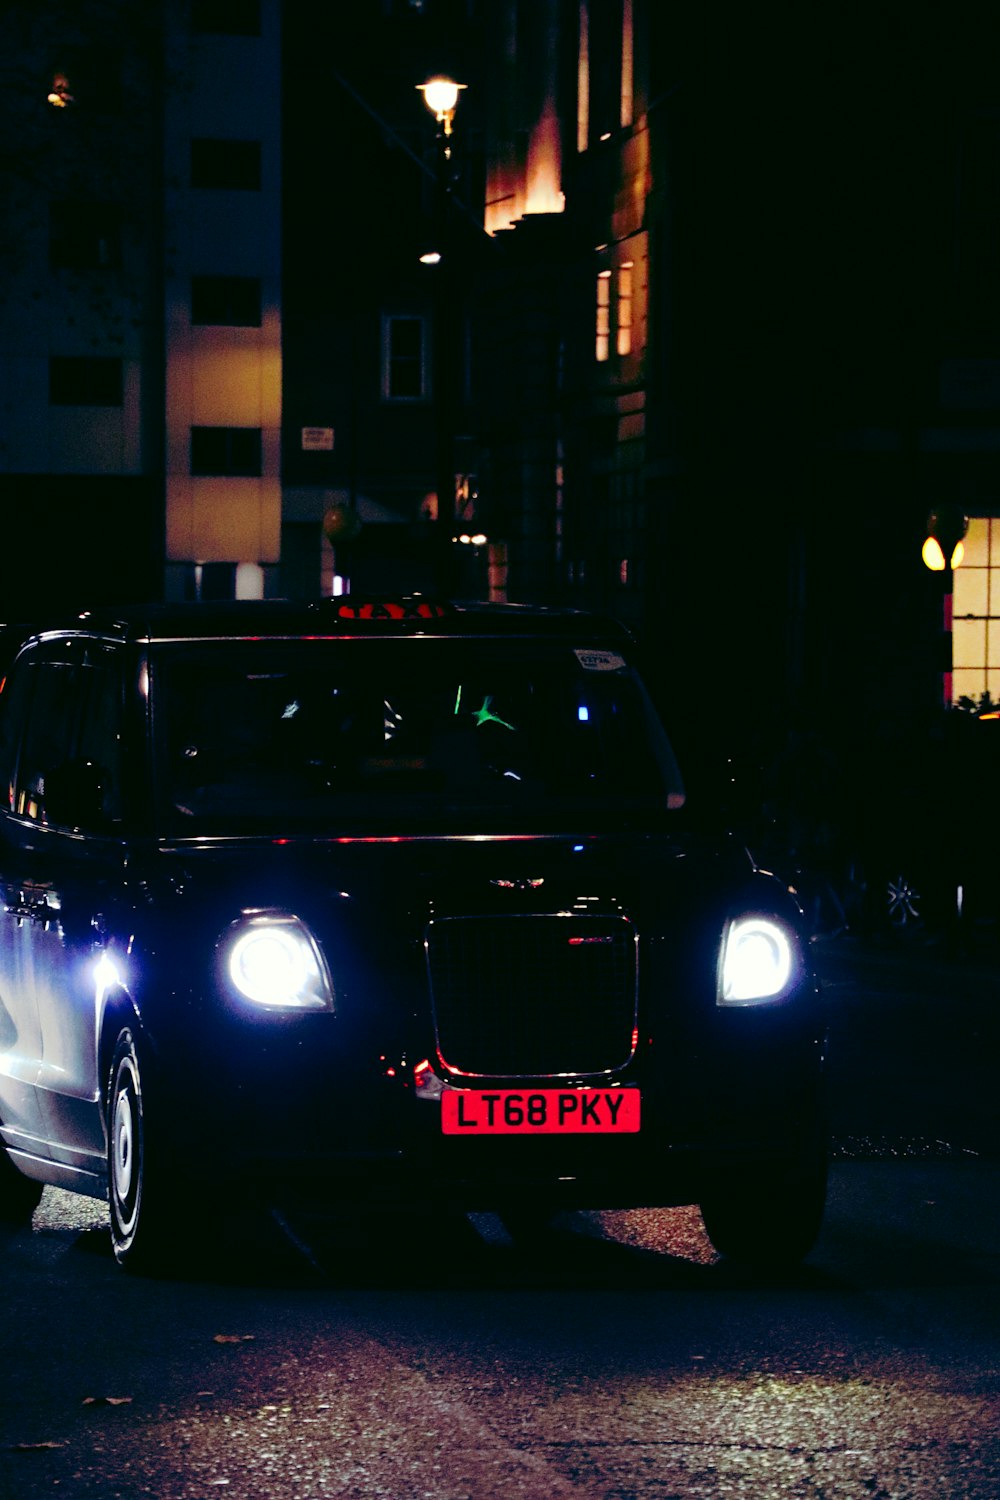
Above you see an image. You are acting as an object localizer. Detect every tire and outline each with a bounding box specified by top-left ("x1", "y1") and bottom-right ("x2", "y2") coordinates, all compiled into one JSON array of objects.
[
  {"x1": 0, "y1": 1146, "x2": 44, "y2": 1226},
  {"x1": 106, "y1": 1028, "x2": 178, "y2": 1272},
  {"x1": 700, "y1": 1145, "x2": 828, "y2": 1266}
]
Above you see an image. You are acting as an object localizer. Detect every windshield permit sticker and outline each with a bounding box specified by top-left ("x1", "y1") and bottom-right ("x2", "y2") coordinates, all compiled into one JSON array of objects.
[{"x1": 574, "y1": 649, "x2": 626, "y2": 672}]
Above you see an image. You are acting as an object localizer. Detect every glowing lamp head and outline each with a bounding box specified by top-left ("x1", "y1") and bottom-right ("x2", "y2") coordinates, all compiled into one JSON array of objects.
[
  {"x1": 922, "y1": 536, "x2": 964, "y2": 571},
  {"x1": 923, "y1": 506, "x2": 968, "y2": 571},
  {"x1": 922, "y1": 537, "x2": 945, "y2": 571},
  {"x1": 47, "y1": 73, "x2": 74, "y2": 107},
  {"x1": 418, "y1": 76, "x2": 466, "y2": 133}
]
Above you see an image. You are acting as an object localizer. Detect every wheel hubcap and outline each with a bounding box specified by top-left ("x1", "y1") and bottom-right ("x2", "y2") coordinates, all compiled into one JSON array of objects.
[
  {"x1": 113, "y1": 1086, "x2": 134, "y2": 1201},
  {"x1": 110, "y1": 1054, "x2": 141, "y2": 1241},
  {"x1": 887, "y1": 872, "x2": 921, "y2": 927}
]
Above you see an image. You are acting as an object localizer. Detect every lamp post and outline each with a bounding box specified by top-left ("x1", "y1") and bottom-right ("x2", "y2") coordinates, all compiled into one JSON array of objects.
[
  {"x1": 417, "y1": 76, "x2": 465, "y2": 142},
  {"x1": 418, "y1": 76, "x2": 465, "y2": 591},
  {"x1": 922, "y1": 506, "x2": 968, "y2": 710}
]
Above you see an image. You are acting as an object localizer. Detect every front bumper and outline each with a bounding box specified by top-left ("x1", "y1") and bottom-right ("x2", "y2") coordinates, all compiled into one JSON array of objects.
[{"x1": 173, "y1": 1014, "x2": 826, "y2": 1213}]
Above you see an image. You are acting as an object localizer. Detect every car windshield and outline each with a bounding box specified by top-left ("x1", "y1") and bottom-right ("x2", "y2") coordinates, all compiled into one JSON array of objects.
[{"x1": 152, "y1": 637, "x2": 684, "y2": 835}]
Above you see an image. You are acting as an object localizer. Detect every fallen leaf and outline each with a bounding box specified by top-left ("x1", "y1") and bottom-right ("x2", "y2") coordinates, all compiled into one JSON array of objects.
[
  {"x1": 11, "y1": 1441, "x2": 66, "y2": 1451},
  {"x1": 82, "y1": 1396, "x2": 133, "y2": 1407},
  {"x1": 213, "y1": 1334, "x2": 255, "y2": 1344}
]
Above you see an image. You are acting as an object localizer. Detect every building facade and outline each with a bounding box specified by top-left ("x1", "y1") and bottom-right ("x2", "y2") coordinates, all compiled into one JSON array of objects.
[
  {"x1": 0, "y1": 0, "x2": 286, "y2": 612},
  {"x1": 162, "y1": 0, "x2": 283, "y2": 603},
  {"x1": 472, "y1": 2, "x2": 1000, "y2": 747},
  {"x1": 0, "y1": 0, "x2": 165, "y2": 613},
  {"x1": 3, "y1": 1, "x2": 999, "y2": 748}
]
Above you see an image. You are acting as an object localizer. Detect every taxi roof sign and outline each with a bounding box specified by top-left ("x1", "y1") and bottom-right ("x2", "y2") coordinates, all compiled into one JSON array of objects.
[{"x1": 332, "y1": 597, "x2": 453, "y2": 621}]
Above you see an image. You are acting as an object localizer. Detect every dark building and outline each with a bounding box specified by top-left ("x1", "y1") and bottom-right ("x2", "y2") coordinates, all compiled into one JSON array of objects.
[
  {"x1": 4, "y1": 2, "x2": 999, "y2": 753},
  {"x1": 0, "y1": 0, "x2": 282, "y2": 611},
  {"x1": 468, "y1": 3, "x2": 1000, "y2": 749}
]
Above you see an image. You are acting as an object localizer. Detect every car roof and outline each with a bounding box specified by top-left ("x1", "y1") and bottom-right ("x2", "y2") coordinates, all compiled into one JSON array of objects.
[{"x1": 23, "y1": 598, "x2": 636, "y2": 647}]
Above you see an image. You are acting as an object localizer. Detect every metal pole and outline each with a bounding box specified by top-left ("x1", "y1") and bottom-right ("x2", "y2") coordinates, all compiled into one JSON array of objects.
[{"x1": 432, "y1": 122, "x2": 457, "y2": 592}]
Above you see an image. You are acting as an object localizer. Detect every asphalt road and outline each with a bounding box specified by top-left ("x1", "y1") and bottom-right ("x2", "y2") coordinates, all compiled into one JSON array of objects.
[{"x1": 0, "y1": 933, "x2": 997, "y2": 1499}]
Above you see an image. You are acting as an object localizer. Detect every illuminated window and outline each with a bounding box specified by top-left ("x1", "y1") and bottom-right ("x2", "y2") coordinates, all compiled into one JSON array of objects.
[
  {"x1": 576, "y1": 3, "x2": 590, "y2": 152},
  {"x1": 49, "y1": 357, "x2": 123, "y2": 406},
  {"x1": 596, "y1": 262, "x2": 638, "y2": 363},
  {"x1": 191, "y1": 275, "x2": 262, "y2": 326},
  {"x1": 596, "y1": 271, "x2": 611, "y2": 362},
  {"x1": 617, "y1": 262, "x2": 633, "y2": 356},
  {"x1": 952, "y1": 516, "x2": 1000, "y2": 702},
  {"x1": 191, "y1": 138, "x2": 261, "y2": 191},
  {"x1": 620, "y1": 0, "x2": 634, "y2": 128},
  {"x1": 190, "y1": 426, "x2": 262, "y2": 476},
  {"x1": 383, "y1": 315, "x2": 427, "y2": 400}
]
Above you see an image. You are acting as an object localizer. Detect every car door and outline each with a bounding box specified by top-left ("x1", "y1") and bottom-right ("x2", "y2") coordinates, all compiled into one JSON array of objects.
[
  {"x1": 2, "y1": 639, "x2": 128, "y2": 1169},
  {"x1": 0, "y1": 644, "x2": 53, "y2": 1156}
]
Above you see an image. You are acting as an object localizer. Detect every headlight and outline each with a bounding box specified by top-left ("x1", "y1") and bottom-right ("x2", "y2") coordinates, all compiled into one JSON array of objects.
[
  {"x1": 718, "y1": 916, "x2": 796, "y2": 1004},
  {"x1": 223, "y1": 912, "x2": 333, "y2": 1012}
]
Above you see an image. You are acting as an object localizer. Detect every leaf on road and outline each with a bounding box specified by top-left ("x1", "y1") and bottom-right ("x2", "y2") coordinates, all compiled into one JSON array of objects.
[
  {"x1": 213, "y1": 1334, "x2": 255, "y2": 1344},
  {"x1": 11, "y1": 1441, "x2": 66, "y2": 1451},
  {"x1": 82, "y1": 1396, "x2": 133, "y2": 1407}
]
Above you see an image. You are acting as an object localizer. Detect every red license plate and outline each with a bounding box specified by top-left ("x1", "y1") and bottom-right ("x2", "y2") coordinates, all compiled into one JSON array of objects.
[{"x1": 441, "y1": 1087, "x2": 640, "y2": 1136}]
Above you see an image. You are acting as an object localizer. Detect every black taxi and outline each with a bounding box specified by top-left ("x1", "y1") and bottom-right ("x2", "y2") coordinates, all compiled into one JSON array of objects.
[{"x1": 0, "y1": 598, "x2": 827, "y2": 1270}]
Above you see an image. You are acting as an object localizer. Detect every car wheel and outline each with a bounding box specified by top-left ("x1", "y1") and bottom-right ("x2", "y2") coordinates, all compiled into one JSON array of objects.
[
  {"x1": 886, "y1": 869, "x2": 922, "y2": 929},
  {"x1": 107, "y1": 1028, "x2": 177, "y2": 1272},
  {"x1": 699, "y1": 1146, "x2": 828, "y2": 1266},
  {"x1": 0, "y1": 1147, "x2": 44, "y2": 1225}
]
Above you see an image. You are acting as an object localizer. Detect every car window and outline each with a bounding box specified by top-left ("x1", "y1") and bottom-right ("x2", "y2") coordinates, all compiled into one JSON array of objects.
[
  {"x1": 152, "y1": 638, "x2": 684, "y2": 834},
  {"x1": 2, "y1": 652, "x2": 123, "y2": 829},
  {"x1": 73, "y1": 662, "x2": 125, "y2": 824},
  {"x1": 0, "y1": 656, "x2": 34, "y2": 812},
  {"x1": 10, "y1": 663, "x2": 79, "y2": 822}
]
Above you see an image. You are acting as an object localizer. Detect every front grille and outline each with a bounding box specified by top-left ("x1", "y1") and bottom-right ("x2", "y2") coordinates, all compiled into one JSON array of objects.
[{"x1": 426, "y1": 914, "x2": 638, "y2": 1079}]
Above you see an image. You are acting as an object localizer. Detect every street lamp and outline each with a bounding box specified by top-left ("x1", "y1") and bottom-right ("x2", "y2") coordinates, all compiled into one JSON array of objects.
[
  {"x1": 46, "y1": 72, "x2": 74, "y2": 108},
  {"x1": 418, "y1": 74, "x2": 465, "y2": 590},
  {"x1": 417, "y1": 76, "x2": 465, "y2": 143},
  {"x1": 416, "y1": 76, "x2": 465, "y2": 263},
  {"x1": 922, "y1": 506, "x2": 969, "y2": 710}
]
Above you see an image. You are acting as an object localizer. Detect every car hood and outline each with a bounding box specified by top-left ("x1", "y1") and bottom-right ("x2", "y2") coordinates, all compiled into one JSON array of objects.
[{"x1": 134, "y1": 827, "x2": 790, "y2": 952}]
